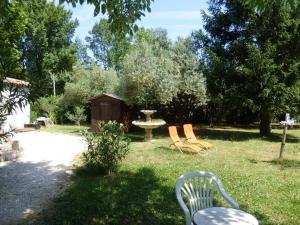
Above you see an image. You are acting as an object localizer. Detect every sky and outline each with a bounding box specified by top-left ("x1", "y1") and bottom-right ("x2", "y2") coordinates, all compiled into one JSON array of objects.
[{"x1": 61, "y1": 0, "x2": 209, "y2": 42}]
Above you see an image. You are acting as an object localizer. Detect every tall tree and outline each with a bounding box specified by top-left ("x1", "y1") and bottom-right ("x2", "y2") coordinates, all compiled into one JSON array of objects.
[
  {"x1": 135, "y1": 27, "x2": 172, "y2": 53},
  {"x1": 193, "y1": 0, "x2": 300, "y2": 135},
  {"x1": 0, "y1": 1, "x2": 26, "y2": 78},
  {"x1": 73, "y1": 38, "x2": 92, "y2": 66},
  {"x1": 171, "y1": 37, "x2": 207, "y2": 122},
  {"x1": 120, "y1": 29, "x2": 180, "y2": 108},
  {"x1": 19, "y1": 0, "x2": 78, "y2": 100},
  {"x1": 0, "y1": 1, "x2": 28, "y2": 142},
  {"x1": 86, "y1": 19, "x2": 130, "y2": 71},
  {"x1": 63, "y1": 62, "x2": 119, "y2": 108}
]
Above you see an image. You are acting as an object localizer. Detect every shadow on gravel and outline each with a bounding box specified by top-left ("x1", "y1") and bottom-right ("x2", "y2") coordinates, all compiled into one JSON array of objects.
[{"x1": 0, "y1": 161, "x2": 68, "y2": 225}]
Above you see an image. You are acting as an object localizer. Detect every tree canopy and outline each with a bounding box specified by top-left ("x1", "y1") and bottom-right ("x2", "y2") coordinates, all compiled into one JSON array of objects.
[
  {"x1": 121, "y1": 39, "x2": 180, "y2": 108},
  {"x1": 61, "y1": 0, "x2": 153, "y2": 35},
  {"x1": 86, "y1": 19, "x2": 131, "y2": 71},
  {"x1": 121, "y1": 29, "x2": 207, "y2": 118},
  {"x1": 193, "y1": 0, "x2": 300, "y2": 135},
  {"x1": 2, "y1": 0, "x2": 299, "y2": 130},
  {"x1": 63, "y1": 62, "x2": 119, "y2": 107},
  {"x1": 171, "y1": 37, "x2": 207, "y2": 122},
  {"x1": 19, "y1": 0, "x2": 78, "y2": 100},
  {"x1": 0, "y1": 1, "x2": 26, "y2": 78},
  {"x1": 57, "y1": 0, "x2": 299, "y2": 36},
  {"x1": 0, "y1": 0, "x2": 29, "y2": 142},
  {"x1": 73, "y1": 38, "x2": 92, "y2": 65}
]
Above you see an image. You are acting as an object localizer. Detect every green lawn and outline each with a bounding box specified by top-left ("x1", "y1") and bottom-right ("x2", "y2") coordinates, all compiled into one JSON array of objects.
[
  {"x1": 40, "y1": 124, "x2": 89, "y2": 135},
  {"x1": 38, "y1": 125, "x2": 300, "y2": 225}
]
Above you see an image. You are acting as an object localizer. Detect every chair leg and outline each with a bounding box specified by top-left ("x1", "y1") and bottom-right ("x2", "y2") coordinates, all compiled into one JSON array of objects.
[
  {"x1": 175, "y1": 146, "x2": 183, "y2": 153},
  {"x1": 169, "y1": 144, "x2": 183, "y2": 153}
]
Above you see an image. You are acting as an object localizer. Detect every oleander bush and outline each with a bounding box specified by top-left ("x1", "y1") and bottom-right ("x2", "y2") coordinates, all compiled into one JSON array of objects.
[{"x1": 82, "y1": 121, "x2": 130, "y2": 174}]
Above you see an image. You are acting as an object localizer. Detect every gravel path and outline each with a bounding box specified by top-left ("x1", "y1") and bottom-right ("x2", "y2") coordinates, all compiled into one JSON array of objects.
[{"x1": 0, "y1": 131, "x2": 87, "y2": 225}]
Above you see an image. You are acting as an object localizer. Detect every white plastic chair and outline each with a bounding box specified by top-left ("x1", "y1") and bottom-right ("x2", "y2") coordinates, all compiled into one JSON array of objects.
[{"x1": 175, "y1": 171, "x2": 239, "y2": 225}]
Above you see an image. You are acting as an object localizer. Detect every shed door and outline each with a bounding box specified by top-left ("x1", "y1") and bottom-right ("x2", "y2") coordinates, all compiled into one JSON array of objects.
[{"x1": 100, "y1": 102, "x2": 111, "y2": 121}]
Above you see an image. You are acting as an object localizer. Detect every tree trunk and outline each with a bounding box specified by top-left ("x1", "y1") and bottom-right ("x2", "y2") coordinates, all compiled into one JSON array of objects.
[
  {"x1": 259, "y1": 105, "x2": 272, "y2": 136},
  {"x1": 207, "y1": 104, "x2": 214, "y2": 127}
]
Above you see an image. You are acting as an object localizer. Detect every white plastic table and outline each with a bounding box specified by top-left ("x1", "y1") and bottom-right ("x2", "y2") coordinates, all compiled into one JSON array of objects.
[{"x1": 193, "y1": 207, "x2": 259, "y2": 225}]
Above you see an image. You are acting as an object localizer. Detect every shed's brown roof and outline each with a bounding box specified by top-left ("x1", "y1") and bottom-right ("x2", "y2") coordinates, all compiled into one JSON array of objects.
[
  {"x1": 3, "y1": 77, "x2": 30, "y2": 87},
  {"x1": 90, "y1": 93, "x2": 124, "y2": 101}
]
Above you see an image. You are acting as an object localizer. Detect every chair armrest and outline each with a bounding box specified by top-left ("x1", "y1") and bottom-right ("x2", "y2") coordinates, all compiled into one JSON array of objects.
[
  {"x1": 220, "y1": 191, "x2": 239, "y2": 209},
  {"x1": 216, "y1": 180, "x2": 239, "y2": 209}
]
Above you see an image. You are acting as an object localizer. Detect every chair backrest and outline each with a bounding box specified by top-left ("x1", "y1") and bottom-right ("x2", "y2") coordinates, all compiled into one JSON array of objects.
[
  {"x1": 176, "y1": 171, "x2": 222, "y2": 216},
  {"x1": 168, "y1": 126, "x2": 182, "y2": 143},
  {"x1": 183, "y1": 124, "x2": 197, "y2": 141}
]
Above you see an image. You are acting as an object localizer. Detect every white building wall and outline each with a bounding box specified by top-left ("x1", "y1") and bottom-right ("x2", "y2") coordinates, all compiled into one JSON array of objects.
[{"x1": 1, "y1": 88, "x2": 30, "y2": 132}]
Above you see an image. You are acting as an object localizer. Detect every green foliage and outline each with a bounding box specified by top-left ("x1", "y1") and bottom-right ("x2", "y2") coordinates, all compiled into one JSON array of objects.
[
  {"x1": 62, "y1": 62, "x2": 119, "y2": 108},
  {"x1": 121, "y1": 29, "x2": 180, "y2": 108},
  {"x1": 170, "y1": 37, "x2": 207, "y2": 121},
  {"x1": 30, "y1": 107, "x2": 38, "y2": 123},
  {"x1": 86, "y1": 18, "x2": 131, "y2": 71},
  {"x1": 193, "y1": 0, "x2": 300, "y2": 134},
  {"x1": 82, "y1": 121, "x2": 130, "y2": 174},
  {"x1": 0, "y1": 1, "x2": 26, "y2": 77},
  {"x1": 34, "y1": 95, "x2": 61, "y2": 123},
  {"x1": 66, "y1": 106, "x2": 87, "y2": 126},
  {"x1": 121, "y1": 29, "x2": 207, "y2": 120},
  {"x1": 73, "y1": 38, "x2": 92, "y2": 65},
  {"x1": 60, "y1": 0, "x2": 153, "y2": 35},
  {"x1": 135, "y1": 27, "x2": 172, "y2": 53},
  {"x1": 19, "y1": 0, "x2": 78, "y2": 100},
  {"x1": 0, "y1": 1, "x2": 29, "y2": 142},
  {"x1": 245, "y1": 0, "x2": 299, "y2": 11}
]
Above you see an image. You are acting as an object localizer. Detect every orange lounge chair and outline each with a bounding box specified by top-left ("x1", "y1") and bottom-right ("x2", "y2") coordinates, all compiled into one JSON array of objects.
[
  {"x1": 168, "y1": 126, "x2": 203, "y2": 154},
  {"x1": 183, "y1": 124, "x2": 213, "y2": 149}
]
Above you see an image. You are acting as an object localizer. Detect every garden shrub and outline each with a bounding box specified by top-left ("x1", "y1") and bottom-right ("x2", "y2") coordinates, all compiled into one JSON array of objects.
[
  {"x1": 34, "y1": 95, "x2": 61, "y2": 123},
  {"x1": 66, "y1": 106, "x2": 86, "y2": 126},
  {"x1": 30, "y1": 107, "x2": 38, "y2": 123},
  {"x1": 82, "y1": 121, "x2": 130, "y2": 174}
]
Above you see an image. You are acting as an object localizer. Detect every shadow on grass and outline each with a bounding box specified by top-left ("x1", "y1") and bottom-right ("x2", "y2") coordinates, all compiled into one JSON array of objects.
[
  {"x1": 264, "y1": 159, "x2": 300, "y2": 169},
  {"x1": 239, "y1": 204, "x2": 275, "y2": 225},
  {"x1": 127, "y1": 128, "x2": 169, "y2": 142},
  {"x1": 128, "y1": 126, "x2": 300, "y2": 143},
  {"x1": 253, "y1": 211, "x2": 276, "y2": 225},
  {"x1": 34, "y1": 166, "x2": 279, "y2": 225},
  {"x1": 196, "y1": 128, "x2": 300, "y2": 143},
  {"x1": 36, "y1": 167, "x2": 183, "y2": 225},
  {"x1": 248, "y1": 158, "x2": 300, "y2": 169}
]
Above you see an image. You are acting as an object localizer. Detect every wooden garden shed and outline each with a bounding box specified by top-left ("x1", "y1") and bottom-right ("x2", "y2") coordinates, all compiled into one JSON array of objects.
[{"x1": 90, "y1": 93, "x2": 129, "y2": 131}]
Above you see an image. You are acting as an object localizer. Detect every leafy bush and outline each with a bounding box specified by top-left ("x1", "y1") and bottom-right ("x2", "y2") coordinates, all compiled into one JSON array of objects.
[
  {"x1": 82, "y1": 121, "x2": 130, "y2": 174},
  {"x1": 34, "y1": 96, "x2": 61, "y2": 123},
  {"x1": 66, "y1": 106, "x2": 86, "y2": 126},
  {"x1": 30, "y1": 107, "x2": 38, "y2": 123}
]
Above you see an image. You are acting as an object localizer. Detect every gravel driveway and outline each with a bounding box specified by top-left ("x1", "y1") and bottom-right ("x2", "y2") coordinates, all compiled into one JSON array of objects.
[{"x1": 0, "y1": 131, "x2": 87, "y2": 225}]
